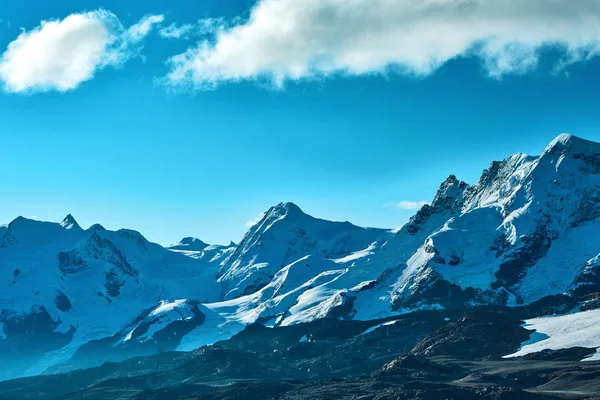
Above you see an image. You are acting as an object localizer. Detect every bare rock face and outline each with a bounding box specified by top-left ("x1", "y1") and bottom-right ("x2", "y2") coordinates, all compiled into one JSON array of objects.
[
  {"x1": 410, "y1": 311, "x2": 531, "y2": 360},
  {"x1": 405, "y1": 175, "x2": 468, "y2": 235},
  {"x1": 58, "y1": 250, "x2": 88, "y2": 275},
  {"x1": 0, "y1": 306, "x2": 75, "y2": 381}
]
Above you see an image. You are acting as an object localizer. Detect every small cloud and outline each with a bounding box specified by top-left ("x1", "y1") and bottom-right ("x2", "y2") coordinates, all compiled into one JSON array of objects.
[
  {"x1": 386, "y1": 201, "x2": 428, "y2": 211},
  {"x1": 196, "y1": 18, "x2": 225, "y2": 35},
  {"x1": 158, "y1": 18, "x2": 224, "y2": 40},
  {"x1": 246, "y1": 212, "x2": 265, "y2": 228},
  {"x1": 0, "y1": 10, "x2": 164, "y2": 93},
  {"x1": 159, "y1": 23, "x2": 195, "y2": 39},
  {"x1": 126, "y1": 14, "x2": 164, "y2": 42}
]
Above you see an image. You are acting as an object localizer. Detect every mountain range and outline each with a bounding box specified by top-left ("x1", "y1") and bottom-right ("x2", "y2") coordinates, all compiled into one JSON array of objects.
[{"x1": 2, "y1": 134, "x2": 600, "y2": 398}]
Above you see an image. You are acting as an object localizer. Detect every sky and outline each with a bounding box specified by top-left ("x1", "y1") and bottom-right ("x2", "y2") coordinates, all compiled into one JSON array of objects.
[{"x1": 1, "y1": 0, "x2": 600, "y2": 246}]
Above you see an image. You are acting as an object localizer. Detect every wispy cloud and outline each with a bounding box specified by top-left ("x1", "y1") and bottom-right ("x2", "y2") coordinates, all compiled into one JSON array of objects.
[
  {"x1": 246, "y1": 212, "x2": 265, "y2": 229},
  {"x1": 386, "y1": 201, "x2": 429, "y2": 211},
  {"x1": 163, "y1": 0, "x2": 600, "y2": 90},
  {"x1": 0, "y1": 10, "x2": 163, "y2": 93},
  {"x1": 159, "y1": 23, "x2": 195, "y2": 39},
  {"x1": 158, "y1": 18, "x2": 225, "y2": 40},
  {"x1": 126, "y1": 14, "x2": 164, "y2": 42}
]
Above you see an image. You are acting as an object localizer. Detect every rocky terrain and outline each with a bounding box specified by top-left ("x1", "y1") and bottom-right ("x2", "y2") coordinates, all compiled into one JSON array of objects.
[{"x1": 2, "y1": 307, "x2": 600, "y2": 399}]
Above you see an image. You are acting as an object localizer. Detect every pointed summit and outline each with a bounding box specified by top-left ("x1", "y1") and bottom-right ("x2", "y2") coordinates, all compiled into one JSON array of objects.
[
  {"x1": 548, "y1": 133, "x2": 574, "y2": 147},
  {"x1": 9, "y1": 216, "x2": 28, "y2": 225},
  {"x1": 431, "y1": 175, "x2": 468, "y2": 210},
  {"x1": 267, "y1": 202, "x2": 309, "y2": 222},
  {"x1": 270, "y1": 202, "x2": 304, "y2": 217},
  {"x1": 246, "y1": 202, "x2": 309, "y2": 233},
  {"x1": 60, "y1": 214, "x2": 81, "y2": 230}
]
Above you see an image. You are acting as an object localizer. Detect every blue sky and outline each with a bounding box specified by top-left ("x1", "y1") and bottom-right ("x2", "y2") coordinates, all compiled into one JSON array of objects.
[{"x1": 1, "y1": 0, "x2": 600, "y2": 245}]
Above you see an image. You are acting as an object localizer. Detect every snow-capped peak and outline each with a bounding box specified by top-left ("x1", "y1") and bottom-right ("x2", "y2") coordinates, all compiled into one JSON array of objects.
[
  {"x1": 543, "y1": 133, "x2": 575, "y2": 153},
  {"x1": 265, "y1": 201, "x2": 306, "y2": 221},
  {"x1": 217, "y1": 201, "x2": 385, "y2": 299},
  {"x1": 273, "y1": 201, "x2": 303, "y2": 213},
  {"x1": 431, "y1": 174, "x2": 468, "y2": 210},
  {"x1": 60, "y1": 214, "x2": 81, "y2": 230},
  {"x1": 542, "y1": 133, "x2": 600, "y2": 157},
  {"x1": 243, "y1": 202, "x2": 314, "y2": 238}
]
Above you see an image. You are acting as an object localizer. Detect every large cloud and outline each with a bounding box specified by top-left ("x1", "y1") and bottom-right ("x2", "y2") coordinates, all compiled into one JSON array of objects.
[
  {"x1": 164, "y1": 0, "x2": 600, "y2": 89},
  {"x1": 0, "y1": 11, "x2": 164, "y2": 93}
]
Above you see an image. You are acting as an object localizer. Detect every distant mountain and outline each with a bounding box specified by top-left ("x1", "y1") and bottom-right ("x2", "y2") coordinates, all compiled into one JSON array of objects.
[
  {"x1": 167, "y1": 237, "x2": 210, "y2": 252},
  {"x1": 0, "y1": 216, "x2": 224, "y2": 380},
  {"x1": 2, "y1": 134, "x2": 600, "y2": 382},
  {"x1": 216, "y1": 202, "x2": 386, "y2": 299}
]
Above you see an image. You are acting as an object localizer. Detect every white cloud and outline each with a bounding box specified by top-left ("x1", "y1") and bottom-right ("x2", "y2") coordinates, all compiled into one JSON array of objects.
[
  {"x1": 0, "y1": 10, "x2": 164, "y2": 93},
  {"x1": 159, "y1": 23, "x2": 195, "y2": 39},
  {"x1": 390, "y1": 201, "x2": 429, "y2": 211},
  {"x1": 196, "y1": 18, "x2": 226, "y2": 35},
  {"x1": 126, "y1": 14, "x2": 165, "y2": 42},
  {"x1": 164, "y1": 0, "x2": 600, "y2": 89},
  {"x1": 159, "y1": 18, "x2": 225, "y2": 40}
]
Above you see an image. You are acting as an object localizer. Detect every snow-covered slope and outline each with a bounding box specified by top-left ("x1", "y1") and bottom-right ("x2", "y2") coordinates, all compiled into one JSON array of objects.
[
  {"x1": 0, "y1": 205, "x2": 385, "y2": 379},
  {"x1": 0, "y1": 216, "x2": 222, "y2": 380},
  {"x1": 216, "y1": 202, "x2": 386, "y2": 299},
  {"x1": 351, "y1": 134, "x2": 600, "y2": 312},
  {"x1": 505, "y1": 308, "x2": 600, "y2": 361},
  {"x1": 200, "y1": 134, "x2": 600, "y2": 329}
]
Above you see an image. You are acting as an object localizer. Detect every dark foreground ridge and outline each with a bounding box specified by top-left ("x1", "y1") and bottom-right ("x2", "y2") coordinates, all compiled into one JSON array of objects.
[{"x1": 2, "y1": 307, "x2": 600, "y2": 400}]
